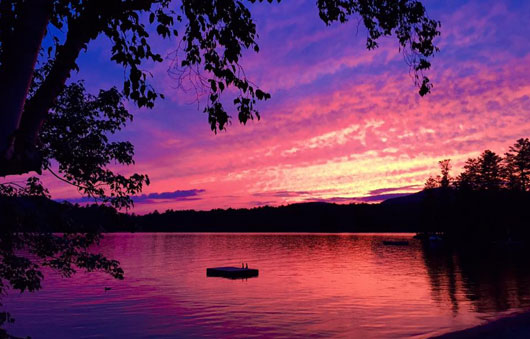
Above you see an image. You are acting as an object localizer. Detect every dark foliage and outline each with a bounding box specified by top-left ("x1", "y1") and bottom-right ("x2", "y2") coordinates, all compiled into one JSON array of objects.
[
  {"x1": 426, "y1": 138, "x2": 530, "y2": 193},
  {"x1": 420, "y1": 138, "x2": 530, "y2": 241},
  {"x1": 108, "y1": 202, "x2": 420, "y2": 233},
  {"x1": 504, "y1": 138, "x2": 530, "y2": 191},
  {"x1": 0, "y1": 1, "x2": 441, "y2": 335},
  {"x1": 8, "y1": 189, "x2": 529, "y2": 245},
  {"x1": 132, "y1": 190, "x2": 530, "y2": 242},
  {"x1": 0, "y1": 181, "x2": 125, "y2": 338},
  {"x1": 0, "y1": 78, "x2": 142, "y2": 337},
  {"x1": 0, "y1": 0, "x2": 440, "y2": 178},
  {"x1": 316, "y1": 0, "x2": 440, "y2": 96},
  {"x1": 39, "y1": 81, "x2": 149, "y2": 209}
]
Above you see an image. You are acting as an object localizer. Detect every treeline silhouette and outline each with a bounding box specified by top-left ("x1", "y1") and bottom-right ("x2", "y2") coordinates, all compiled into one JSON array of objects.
[
  {"x1": 2, "y1": 138, "x2": 529, "y2": 242},
  {"x1": 133, "y1": 202, "x2": 423, "y2": 233},
  {"x1": 424, "y1": 138, "x2": 530, "y2": 192},
  {"x1": 418, "y1": 138, "x2": 530, "y2": 241},
  {"x1": 0, "y1": 194, "x2": 129, "y2": 232},
  {"x1": 0, "y1": 195, "x2": 423, "y2": 233},
  {"x1": 5, "y1": 187, "x2": 528, "y2": 241}
]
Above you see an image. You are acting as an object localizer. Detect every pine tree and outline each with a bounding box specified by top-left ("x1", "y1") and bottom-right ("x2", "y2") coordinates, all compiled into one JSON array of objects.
[
  {"x1": 479, "y1": 150, "x2": 503, "y2": 190},
  {"x1": 504, "y1": 138, "x2": 530, "y2": 191}
]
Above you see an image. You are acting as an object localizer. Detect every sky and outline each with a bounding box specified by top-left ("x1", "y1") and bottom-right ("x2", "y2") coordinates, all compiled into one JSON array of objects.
[{"x1": 23, "y1": 0, "x2": 530, "y2": 213}]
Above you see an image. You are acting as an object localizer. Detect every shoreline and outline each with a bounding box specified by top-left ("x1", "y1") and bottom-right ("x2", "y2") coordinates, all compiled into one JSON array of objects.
[{"x1": 432, "y1": 310, "x2": 530, "y2": 338}]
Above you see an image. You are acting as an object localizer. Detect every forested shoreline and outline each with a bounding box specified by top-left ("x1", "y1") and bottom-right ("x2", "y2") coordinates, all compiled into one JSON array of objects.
[
  {"x1": 3, "y1": 188, "x2": 529, "y2": 242},
  {"x1": 3, "y1": 138, "x2": 529, "y2": 240}
]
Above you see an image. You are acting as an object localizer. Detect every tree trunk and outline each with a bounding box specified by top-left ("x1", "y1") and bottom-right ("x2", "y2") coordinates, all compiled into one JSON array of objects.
[
  {"x1": 0, "y1": 0, "x2": 51, "y2": 177},
  {"x1": 18, "y1": 16, "x2": 96, "y2": 168},
  {"x1": 1, "y1": 0, "x2": 154, "y2": 177},
  {"x1": 12, "y1": 1, "x2": 135, "y2": 177}
]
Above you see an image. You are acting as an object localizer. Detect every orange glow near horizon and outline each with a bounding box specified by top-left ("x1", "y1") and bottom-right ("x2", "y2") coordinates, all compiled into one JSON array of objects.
[{"x1": 7, "y1": 0, "x2": 530, "y2": 214}]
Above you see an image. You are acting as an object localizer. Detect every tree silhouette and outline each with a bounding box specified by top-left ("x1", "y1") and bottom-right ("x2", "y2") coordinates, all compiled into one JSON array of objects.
[
  {"x1": 444, "y1": 139, "x2": 530, "y2": 193},
  {"x1": 454, "y1": 151, "x2": 503, "y2": 191},
  {"x1": 0, "y1": 81, "x2": 141, "y2": 336},
  {"x1": 423, "y1": 159, "x2": 452, "y2": 189},
  {"x1": 479, "y1": 150, "x2": 503, "y2": 191},
  {"x1": 0, "y1": 2, "x2": 440, "y2": 335},
  {"x1": 424, "y1": 176, "x2": 439, "y2": 190},
  {"x1": 439, "y1": 159, "x2": 452, "y2": 189},
  {"x1": 420, "y1": 138, "x2": 530, "y2": 241},
  {"x1": 39, "y1": 81, "x2": 149, "y2": 209},
  {"x1": 504, "y1": 138, "x2": 530, "y2": 192},
  {"x1": 0, "y1": 177, "x2": 124, "y2": 338},
  {"x1": 456, "y1": 158, "x2": 481, "y2": 191},
  {"x1": 0, "y1": 0, "x2": 440, "y2": 177}
]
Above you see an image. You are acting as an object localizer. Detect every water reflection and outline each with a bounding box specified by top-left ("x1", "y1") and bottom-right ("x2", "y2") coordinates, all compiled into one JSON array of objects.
[
  {"x1": 3, "y1": 233, "x2": 530, "y2": 338},
  {"x1": 422, "y1": 244, "x2": 530, "y2": 315}
]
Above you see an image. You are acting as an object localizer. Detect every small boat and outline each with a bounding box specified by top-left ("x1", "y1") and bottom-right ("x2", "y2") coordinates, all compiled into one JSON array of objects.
[
  {"x1": 382, "y1": 240, "x2": 409, "y2": 246},
  {"x1": 206, "y1": 266, "x2": 259, "y2": 279}
]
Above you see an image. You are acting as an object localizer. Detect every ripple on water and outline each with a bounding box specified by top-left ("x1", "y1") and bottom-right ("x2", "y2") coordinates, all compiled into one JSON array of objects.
[{"x1": 3, "y1": 233, "x2": 530, "y2": 338}]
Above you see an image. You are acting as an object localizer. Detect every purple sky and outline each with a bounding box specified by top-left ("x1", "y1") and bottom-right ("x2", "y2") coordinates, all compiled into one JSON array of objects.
[{"x1": 12, "y1": 0, "x2": 530, "y2": 213}]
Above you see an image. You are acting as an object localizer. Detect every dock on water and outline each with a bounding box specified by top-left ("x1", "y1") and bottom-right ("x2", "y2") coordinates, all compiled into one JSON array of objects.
[{"x1": 206, "y1": 267, "x2": 259, "y2": 279}]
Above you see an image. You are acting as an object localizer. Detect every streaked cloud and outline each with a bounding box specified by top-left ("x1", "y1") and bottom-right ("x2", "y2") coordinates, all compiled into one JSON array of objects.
[
  {"x1": 57, "y1": 189, "x2": 206, "y2": 206},
  {"x1": 132, "y1": 189, "x2": 206, "y2": 203},
  {"x1": 32, "y1": 0, "x2": 530, "y2": 214}
]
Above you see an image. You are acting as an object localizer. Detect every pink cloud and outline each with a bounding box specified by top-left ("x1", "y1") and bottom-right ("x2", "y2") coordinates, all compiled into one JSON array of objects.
[{"x1": 6, "y1": 0, "x2": 529, "y2": 214}]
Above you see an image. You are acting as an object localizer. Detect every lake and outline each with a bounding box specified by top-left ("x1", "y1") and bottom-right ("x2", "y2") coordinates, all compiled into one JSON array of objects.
[{"x1": 4, "y1": 233, "x2": 530, "y2": 338}]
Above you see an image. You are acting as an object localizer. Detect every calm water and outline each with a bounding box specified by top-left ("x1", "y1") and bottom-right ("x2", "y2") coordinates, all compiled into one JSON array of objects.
[{"x1": 4, "y1": 233, "x2": 530, "y2": 338}]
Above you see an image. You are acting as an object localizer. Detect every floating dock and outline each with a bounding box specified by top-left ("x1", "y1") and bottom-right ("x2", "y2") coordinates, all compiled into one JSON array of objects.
[{"x1": 206, "y1": 267, "x2": 259, "y2": 279}]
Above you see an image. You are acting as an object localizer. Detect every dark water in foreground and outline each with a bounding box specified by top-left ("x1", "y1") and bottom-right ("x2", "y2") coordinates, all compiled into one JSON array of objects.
[{"x1": 4, "y1": 233, "x2": 530, "y2": 338}]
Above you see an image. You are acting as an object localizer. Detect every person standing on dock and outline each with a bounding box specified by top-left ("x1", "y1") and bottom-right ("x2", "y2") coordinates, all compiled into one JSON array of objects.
[{"x1": 245, "y1": 263, "x2": 248, "y2": 269}]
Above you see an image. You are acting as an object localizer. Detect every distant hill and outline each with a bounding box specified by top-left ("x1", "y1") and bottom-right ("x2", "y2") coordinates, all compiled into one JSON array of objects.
[
  {"x1": 134, "y1": 200, "x2": 422, "y2": 233},
  {"x1": 133, "y1": 188, "x2": 530, "y2": 239},
  {"x1": 382, "y1": 187, "x2": 456, "y2": 205},
  {"x1": 3, "y1": 189, "x2": 530, "y2": 241},
  {"x1": 382, "y1": 190, "x2": 427, "y2": 205}
]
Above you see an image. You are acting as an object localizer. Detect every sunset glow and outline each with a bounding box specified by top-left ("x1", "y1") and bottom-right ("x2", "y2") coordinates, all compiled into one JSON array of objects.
[{"x1": 25, "y1": 0, "x2": 530, "y2": 213}]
